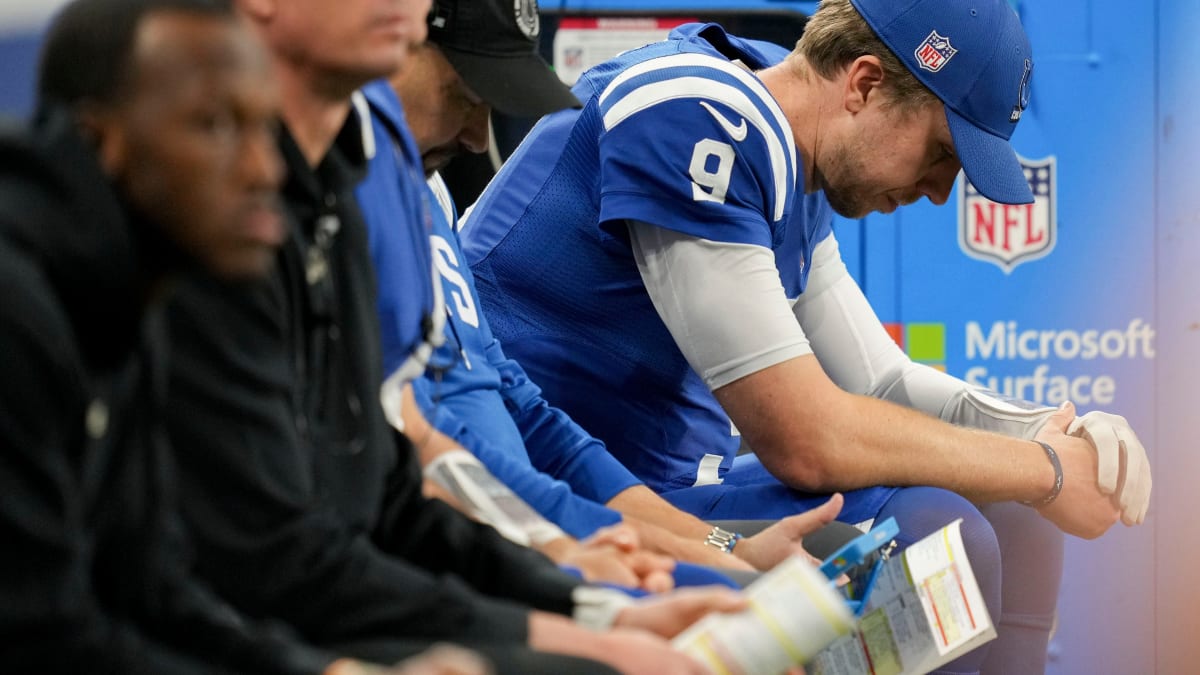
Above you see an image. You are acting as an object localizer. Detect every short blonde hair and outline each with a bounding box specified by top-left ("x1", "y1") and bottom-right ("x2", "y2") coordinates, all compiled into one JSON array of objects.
[{"x1": 793, "y1": 0, "x2": 937, "y2": 111}]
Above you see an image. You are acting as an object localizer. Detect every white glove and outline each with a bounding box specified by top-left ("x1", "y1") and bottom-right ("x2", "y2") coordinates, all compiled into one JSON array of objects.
[{"x1": 1067, "y1": 411, "x2": 1152, "y2": 525}]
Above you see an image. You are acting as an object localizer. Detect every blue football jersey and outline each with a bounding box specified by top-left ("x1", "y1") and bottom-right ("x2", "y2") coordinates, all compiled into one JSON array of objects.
[
  {"x1": 355, "y1": 81, "x2": 440, "y2": 382},
  {"x1": 359, "y1": 80, "x2": 636, "y2": 538},
  {"x1": 414, "y1": 175, "x2": 636, "y2": 537},
  {"x1": 461, "y1": 24, "x2": 833, "y2": 492}
]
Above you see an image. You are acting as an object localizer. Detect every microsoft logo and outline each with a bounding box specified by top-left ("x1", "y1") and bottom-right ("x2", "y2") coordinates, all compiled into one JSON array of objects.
[{"x1": 882, "y1": 322, "x2": 946, "y2": 372}]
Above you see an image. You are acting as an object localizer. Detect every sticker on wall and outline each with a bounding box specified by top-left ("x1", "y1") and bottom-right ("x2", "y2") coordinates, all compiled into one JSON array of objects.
[
  {"x1": 883, "y1": 322, "x2": 947, "y2": 372},
  {"x1": 957, "y1": 154, "x2": 1056, "y2": 274},
  {"x1": 553, "y1": 17, "x2": 696, "y2": 86}
]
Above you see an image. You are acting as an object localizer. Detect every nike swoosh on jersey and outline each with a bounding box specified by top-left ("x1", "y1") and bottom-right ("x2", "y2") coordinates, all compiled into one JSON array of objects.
[{"x1": 699, "y1": 101, "x2": 748, "y2": 142}]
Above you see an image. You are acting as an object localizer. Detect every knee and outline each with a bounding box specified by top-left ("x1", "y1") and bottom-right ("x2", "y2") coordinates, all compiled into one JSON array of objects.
[
  {"x1": 982, "y1": 502, "x2": 1065, "y2": 615},
  {"x1": 885, "y1": 488, "x2": 1000, "y2": 563},
  {"x1": 985, "y1": 501, "x2": 1065, "y2": 564},
  {"x1": 942, "y1": 495, "x2": 1002, "y2": 604},
  {"x1": 880, "y1": 488, "x2": 1001, "y2": 603},
  {"x1": 955, "y1": 501, "x2": 1003, "y2": 577}
]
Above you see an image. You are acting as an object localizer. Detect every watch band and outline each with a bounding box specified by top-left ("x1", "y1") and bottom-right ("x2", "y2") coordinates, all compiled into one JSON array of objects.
[{"x1": 703, "y1": 525, "x2": 742, "y2": 553}]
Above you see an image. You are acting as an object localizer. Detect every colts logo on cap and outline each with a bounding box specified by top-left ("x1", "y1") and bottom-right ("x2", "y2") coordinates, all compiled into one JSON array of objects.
[
  {"x1": 1011, "y1": 58, "x2": 1033, "y2": 122},
  {"x1": 515, "y1": 0, "x2": 540, "y2": 40},
  {"x1": 915, "y1": 31, "x2": 958, "y2": 73}
]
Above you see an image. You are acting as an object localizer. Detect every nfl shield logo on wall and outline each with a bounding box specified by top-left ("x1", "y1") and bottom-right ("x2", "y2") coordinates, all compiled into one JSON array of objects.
[{"x1": 958, "y1": 155, "x2": 1057, "y2": 274}]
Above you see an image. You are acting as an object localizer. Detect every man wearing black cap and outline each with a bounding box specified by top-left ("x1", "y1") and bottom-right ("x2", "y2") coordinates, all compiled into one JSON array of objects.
[
  {"x1": 457, "y1": 0, "x2": 1152, "y2": 673},
  {"x1": 422, "y1": 0, "x2": 592, "y2": 202},
  {"x1": 424, "y1": 0, "x2": 580, "y2": 117}
]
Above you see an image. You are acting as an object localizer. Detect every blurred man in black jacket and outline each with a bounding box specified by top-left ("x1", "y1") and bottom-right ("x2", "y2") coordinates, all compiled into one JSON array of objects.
[{"x1": 0, "y1": 0, "x2": 413, "y2": 672}]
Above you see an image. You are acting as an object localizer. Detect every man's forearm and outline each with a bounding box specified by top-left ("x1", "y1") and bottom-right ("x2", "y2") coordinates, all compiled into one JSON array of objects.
[
  {"x1": 607, "y1": 487, "x2": 755, "y2": 570},
  {"x1": 607, "y1": 486, "x2": 711, "y2": 540},
  {"x1": 715, "y1": 354, "x2": 1057, "y2": 504},
  {"x1": 528, "y1": 612, "x2": 625, "y2": 670}
]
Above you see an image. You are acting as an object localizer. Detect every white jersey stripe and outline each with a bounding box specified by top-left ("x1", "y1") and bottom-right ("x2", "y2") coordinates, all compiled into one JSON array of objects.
[
  {"x1": 598, "y1": 52, "x2": 796, "y2": 180},
  {"x1": 427, "y1": 172, "x2": 457, "y2": 230},
  {"x1": 602, "y1": 77, "x2": 791, "y2": 222}
]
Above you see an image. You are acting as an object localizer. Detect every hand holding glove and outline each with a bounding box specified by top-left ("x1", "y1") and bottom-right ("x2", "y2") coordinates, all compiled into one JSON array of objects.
[{"x1": 1067, "y1": 411, "x2": 1152, "y2": 525}]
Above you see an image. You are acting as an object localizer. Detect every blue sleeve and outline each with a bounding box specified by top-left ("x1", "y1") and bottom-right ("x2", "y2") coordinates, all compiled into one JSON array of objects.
[
  {"x1": 779, "y1": 190, "x2": 836, "y2": 296},
  {"x1": 357, "y1": 110, "x2": 436, "y2": 380},
  {"x1": 411, "y1": 377, "x2": 624, "y2": 540},
  {"x1": 595, "y1": 55, "x2": 797, "y2": 248},
  {"x1": 563, "y1": 563, "x2": 740, "y2": 592},
  {"x1": 489, "y1": 339, "x2": 643, "y2": 505}
]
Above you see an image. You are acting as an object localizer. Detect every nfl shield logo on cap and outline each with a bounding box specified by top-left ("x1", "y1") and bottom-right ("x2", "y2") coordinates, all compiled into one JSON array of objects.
[
  {"x1": 851, "y1": 0, "x2": 1035, "y2": 204},
  {"x1": 958, "y1": 154, "x2": 1057, "y2": 273},
  {"x1": 915, "y1": 31, "x2": 958, "y2": 73}
]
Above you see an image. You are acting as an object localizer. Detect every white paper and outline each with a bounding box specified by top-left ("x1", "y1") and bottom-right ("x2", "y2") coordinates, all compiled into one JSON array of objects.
[
  {"x1": 673, "y1": 555, "x2": 855, "y2": 675},
  {"x1": 810, "y1": 519, "x2": 997, "y2": 675}
]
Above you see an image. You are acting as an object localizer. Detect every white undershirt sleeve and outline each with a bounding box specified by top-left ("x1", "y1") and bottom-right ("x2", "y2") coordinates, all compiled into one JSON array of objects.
[
  {"x1": 795, "y1": 233, "x2": 1055, "y2": 438},
  {"x1": 629, "y1": 221, "x2": 1054, "y2": 438},
  {"x1": 628, "y1": 220, "x2": 813, "y2": 391}
]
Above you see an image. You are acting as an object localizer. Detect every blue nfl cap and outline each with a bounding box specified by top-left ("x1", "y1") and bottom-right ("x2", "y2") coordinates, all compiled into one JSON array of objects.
[{"x1": 849, "y1": 0, "x2": 1035, "y2": 204}]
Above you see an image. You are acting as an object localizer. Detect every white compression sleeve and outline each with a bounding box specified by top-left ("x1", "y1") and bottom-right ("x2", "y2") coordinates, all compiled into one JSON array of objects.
[
  {"x1": 794, "y1": 234, "x2": 1056, "y2": 439},
  {"x1": 628, "y1": 220, "x2": 813, "y2": 391}
]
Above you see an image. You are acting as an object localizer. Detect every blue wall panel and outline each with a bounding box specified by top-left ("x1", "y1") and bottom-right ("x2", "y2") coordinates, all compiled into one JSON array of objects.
[{"x1": 1154, "y1": 0, "x2": 1200, "y2": 671}]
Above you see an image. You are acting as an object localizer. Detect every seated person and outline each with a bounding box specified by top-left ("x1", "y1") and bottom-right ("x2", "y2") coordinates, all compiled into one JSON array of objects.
[
  {"x1": 456, "y1": 1, "x2": 1150, "y2": 673},
  {"x1": 360, "y1": 0, "x2": 847, "y2": 582},
  {"x1": 0, "y1": 1, "x2": 432, "y2": 672}
]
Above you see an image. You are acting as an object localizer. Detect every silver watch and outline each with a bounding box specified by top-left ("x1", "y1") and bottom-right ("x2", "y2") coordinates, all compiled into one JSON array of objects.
[{"x1": 704, "y1": 526, "x2": 741, "y2": 553}]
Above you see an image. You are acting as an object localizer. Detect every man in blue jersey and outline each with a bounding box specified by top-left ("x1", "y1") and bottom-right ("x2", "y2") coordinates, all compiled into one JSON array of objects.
[
  {"x1": 361, "y1": 0, "x2": 860, "y2": 580},
  {"x1": 459, "y1": 0, "x2": 1152, "y2": 673}
]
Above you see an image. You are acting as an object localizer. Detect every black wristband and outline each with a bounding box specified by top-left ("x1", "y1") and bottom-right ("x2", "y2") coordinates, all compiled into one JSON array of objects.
[{"x1": 1022, "y1": 441, "x2": 1064, "y2": 507}]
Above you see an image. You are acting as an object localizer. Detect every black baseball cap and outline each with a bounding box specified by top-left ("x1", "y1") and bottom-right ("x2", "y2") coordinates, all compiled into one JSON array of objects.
[{"x1": 428, "y1": 0, "x2": 581, "y2": 117}]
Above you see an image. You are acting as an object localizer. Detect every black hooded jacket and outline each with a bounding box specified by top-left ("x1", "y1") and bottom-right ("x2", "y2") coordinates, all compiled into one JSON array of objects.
[{"x1": 0, "y1": 108, "x2": 334, "y2": 674}]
